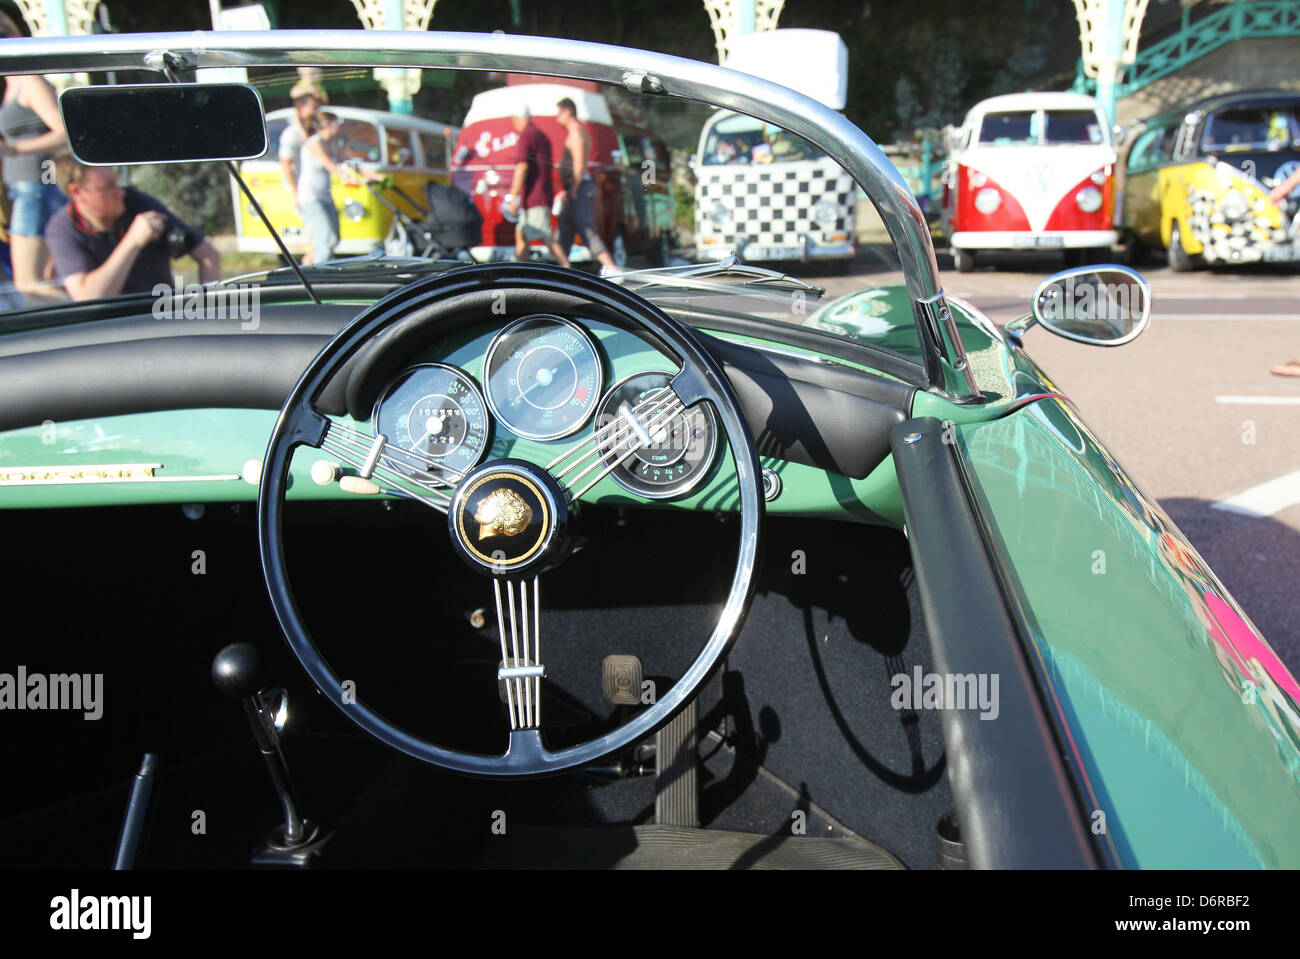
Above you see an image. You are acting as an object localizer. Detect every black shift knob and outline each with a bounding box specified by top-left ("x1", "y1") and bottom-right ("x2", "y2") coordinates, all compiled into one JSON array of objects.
[{"x1": 211, "y1": 642, "x2": 271, "y2": 699}]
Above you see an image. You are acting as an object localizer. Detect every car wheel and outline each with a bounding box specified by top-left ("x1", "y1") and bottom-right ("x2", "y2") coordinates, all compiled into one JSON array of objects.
[
  {"x1": 953, "y1": 248, "x2": 975, "y2": 272},
  {"x1": 1167, "y1": 221, "x2": 1197, "y2": 272},
  {"x1": 612, "y1": 229, "x2": 629, "y2": 268}
]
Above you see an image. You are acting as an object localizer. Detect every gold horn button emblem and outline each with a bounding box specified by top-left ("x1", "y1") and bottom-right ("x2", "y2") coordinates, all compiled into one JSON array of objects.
[{"x1": 474, "y1": 487, "x2": 533, "y2": 539}]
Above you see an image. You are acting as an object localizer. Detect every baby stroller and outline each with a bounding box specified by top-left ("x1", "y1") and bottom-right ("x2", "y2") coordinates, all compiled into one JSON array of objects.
[{"x1": 366, "y1": 177, "x2": 481, "y2": 262}]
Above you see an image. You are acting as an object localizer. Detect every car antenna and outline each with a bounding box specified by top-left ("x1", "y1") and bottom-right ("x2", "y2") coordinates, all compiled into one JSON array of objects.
[{"x1": 151, "y1": 51, "x2": 321, "y2": 305}]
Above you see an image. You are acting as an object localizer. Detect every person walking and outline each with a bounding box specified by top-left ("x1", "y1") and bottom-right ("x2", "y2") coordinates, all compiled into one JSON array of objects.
[
  {"x1": 297, "y1": 112, "x2": 380, "y2": 265},
  {"x1": 553, "y1": 97, "x2": 618, "y2": 273},
  {"x1": 0, "y1": 13, "x2": 69, "y2": 302},
  {"x1": 507, "y1": 105, "x2": 568, "y2": 264},
  {"x1": 279, "y1": 81, "x2": 325, "y2": 264}
]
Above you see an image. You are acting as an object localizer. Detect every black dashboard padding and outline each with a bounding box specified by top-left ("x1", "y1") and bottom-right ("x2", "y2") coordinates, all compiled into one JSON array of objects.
[
  {"x1": 0, "y1": 335, "x2": 350, "y2": 432},
  {"x1": 693, "y1": 332, "x2": 909, "y2": 479}
]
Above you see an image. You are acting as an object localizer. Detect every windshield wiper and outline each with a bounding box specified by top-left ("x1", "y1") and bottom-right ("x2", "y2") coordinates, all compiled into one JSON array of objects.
[{"x1": 608, "y1": 254, "x2": 826, "y2": 296}]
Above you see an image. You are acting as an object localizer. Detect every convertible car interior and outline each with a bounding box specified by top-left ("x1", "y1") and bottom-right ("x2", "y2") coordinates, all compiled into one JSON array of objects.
[{"x1": 2, "y1": 30, "x2": 1293, "y2": 874}]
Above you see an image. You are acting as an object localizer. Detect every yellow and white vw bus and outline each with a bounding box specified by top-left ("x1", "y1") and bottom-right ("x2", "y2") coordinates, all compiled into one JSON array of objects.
[{"x1": 233, "y1": 106, "x2": 460, "y2": 255}]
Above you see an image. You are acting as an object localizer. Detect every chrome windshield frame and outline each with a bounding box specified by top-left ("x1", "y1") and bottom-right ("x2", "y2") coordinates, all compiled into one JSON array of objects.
[{"x1": 0, "y1": 29, "x2": 977, "y2": 396}]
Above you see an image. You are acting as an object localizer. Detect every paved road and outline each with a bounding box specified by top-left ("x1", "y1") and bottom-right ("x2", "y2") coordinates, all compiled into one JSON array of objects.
[{"x1": 818, "y1": 248, "x2": 1300, "y2": 667}]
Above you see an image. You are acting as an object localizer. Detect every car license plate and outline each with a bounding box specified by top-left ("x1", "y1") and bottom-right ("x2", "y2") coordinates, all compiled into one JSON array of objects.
[
  {"x1": 1012, "y1": 236, "x2": 1064, "y2": 249},
  {"x1": 1262, "y1": 244, "x2": 1299, "y2": 262},
  {"x1": 744, "y1": 245, "x2": 801, "y2": 260}
]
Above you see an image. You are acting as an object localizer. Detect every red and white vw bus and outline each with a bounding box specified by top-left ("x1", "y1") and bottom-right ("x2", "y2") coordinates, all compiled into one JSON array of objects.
[
  {"x1": 941, "y1": 92, "x2": 1117, "y2": 271},
  {"x1": 450, "y1": 78, "x2": 674, "y2": 266}
]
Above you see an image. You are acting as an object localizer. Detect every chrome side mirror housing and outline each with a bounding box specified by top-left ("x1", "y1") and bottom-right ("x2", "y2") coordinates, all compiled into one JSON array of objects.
[{"x1": 1008, "y1": 264, "x2": 1151, "y2": 347}]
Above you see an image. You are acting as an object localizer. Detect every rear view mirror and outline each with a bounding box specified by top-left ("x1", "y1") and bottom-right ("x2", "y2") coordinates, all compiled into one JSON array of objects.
[
  {"x1": 1030, "y1": 264, "x2": 1151, "y2": 346},
  {"x1": 60, "y1": 83, "x2": 268, "y2": 165}
]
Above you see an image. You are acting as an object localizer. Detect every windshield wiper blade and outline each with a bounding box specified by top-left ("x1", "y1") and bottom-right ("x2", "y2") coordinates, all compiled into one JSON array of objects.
[{"x1": 608, "y1": 254, "x2": 825, "y2": 294}]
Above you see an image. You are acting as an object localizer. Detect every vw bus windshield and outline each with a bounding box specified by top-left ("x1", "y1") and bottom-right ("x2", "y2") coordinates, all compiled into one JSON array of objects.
[
  {"x1": 702, "y1": 112, "x2": 827, "y2": 165},
  {"x1": 978, "y1": 109, "x2": 1105, "y2": 146},
  {"x1": 1203, "y1": 108, "x2": 1300, "y2": 152}
]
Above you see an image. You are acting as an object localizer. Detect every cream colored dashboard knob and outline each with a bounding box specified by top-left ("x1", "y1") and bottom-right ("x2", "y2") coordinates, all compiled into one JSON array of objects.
[
  {"x1": 311, "y1": 460, "x2": 339, "y2": 486},
  {"x1": 241, "y1": 459, "x2": 262, "y2": 485},
  {"x1": 339, "y1": 475, "x2": 382, "y2": 496}
]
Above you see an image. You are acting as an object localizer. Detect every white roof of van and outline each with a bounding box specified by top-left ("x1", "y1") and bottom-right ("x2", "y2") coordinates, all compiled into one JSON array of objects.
[
  {"x1": 462, "y1": 84, "x2": 613, "y2": 126},
  {"x1": 963, "y1": 92, "x2": 1102, "y2": 120}
]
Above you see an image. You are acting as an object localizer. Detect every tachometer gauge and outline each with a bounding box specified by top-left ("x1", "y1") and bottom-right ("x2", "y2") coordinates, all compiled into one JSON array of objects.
[
  {"x1": 484, "y1": 315, "x2": 603, "y2": 441},
  {"x1": 371, "y1": 364, "x2": 490, "y2": 485},
  {"x1": 594, "y1": 371, "x2": 719, "y2": 500}
]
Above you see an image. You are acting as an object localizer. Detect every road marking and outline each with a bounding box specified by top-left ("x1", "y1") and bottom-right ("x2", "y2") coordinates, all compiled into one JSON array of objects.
[
  {"x1": 1212, "y1": 470, "x2": 1300, "y2": 517},
  {"x1": 1154, "y1": 292, "x2": 1253, "y2": 299},
  {"x1": 1216, "y1": 396, "x2": 1300, "y2": 405},
  {"x1": 1154, "y1": 314, "x2": 1300, "y2": 321}
]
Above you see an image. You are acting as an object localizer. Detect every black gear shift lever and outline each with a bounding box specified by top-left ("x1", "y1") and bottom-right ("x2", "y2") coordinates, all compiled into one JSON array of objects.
[{"x1": 212, "y1": 642, "x2": 329, "y2": 866}]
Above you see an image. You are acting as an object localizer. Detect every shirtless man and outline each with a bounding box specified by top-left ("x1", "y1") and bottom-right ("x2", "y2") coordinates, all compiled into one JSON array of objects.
[{"x1": 554, "y1": 97, "x2": 617, "y2": 273}]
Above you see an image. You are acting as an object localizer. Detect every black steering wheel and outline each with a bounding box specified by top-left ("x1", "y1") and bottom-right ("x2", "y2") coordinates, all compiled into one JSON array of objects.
[{"x1": 257, "y1": 262, "x2": 763, "y2": 777}]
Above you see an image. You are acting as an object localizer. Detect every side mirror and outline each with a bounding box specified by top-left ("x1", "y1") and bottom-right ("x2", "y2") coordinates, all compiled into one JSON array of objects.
[
  {"x1": 687, "y1": 153, "x2": 699, "y2": 171},
  {"x1": 1026, "y1": 264, "x2": 1151, "y2": 346}
]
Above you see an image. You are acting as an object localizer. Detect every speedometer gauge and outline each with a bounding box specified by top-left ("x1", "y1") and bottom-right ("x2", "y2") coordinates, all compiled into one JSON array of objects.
[
  {"x1": 371, "y1": 364, "x2": 490, "y2": 485},
  {"x1": 484, "y1": 314, "x2": 603, "y2": 440},
  {"x1": 594, "y1": 371, "x2": 719, "y2": 500}
]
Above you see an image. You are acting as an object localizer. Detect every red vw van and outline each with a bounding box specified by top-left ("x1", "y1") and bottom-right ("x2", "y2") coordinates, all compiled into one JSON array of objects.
[{"x1": 450, "y1": 78, "x2": 674, "y2": 266}]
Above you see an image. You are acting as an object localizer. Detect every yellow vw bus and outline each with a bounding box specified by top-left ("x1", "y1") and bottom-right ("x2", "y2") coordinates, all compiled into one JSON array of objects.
[
  {"x1": 234, "y1": 106, "x2": 460, "y2": 256},
  {"x1": 1119, "y1": 91, "x2": 1299, "y2": 270}
]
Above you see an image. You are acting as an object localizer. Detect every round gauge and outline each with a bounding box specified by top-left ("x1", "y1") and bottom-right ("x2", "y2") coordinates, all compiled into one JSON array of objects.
[
  {"x1": 371, "y1": 363, "x2": 490, "y2": 485},
  {"x1": 594, "y1": 371, "x2": 719, "y2": 500},
  {"x1": 484, "y1": 314, "x2": 603, "y2": 441}
]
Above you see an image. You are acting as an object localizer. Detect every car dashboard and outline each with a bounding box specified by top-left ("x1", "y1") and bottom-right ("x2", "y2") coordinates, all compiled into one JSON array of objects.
[{"x1": 0, "y1": 283, "x2": 917, "y2": 527}]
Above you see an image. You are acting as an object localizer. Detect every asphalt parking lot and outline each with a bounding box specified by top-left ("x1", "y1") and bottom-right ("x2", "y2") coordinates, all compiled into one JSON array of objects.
[{"x1": 820, "y1": 247, "x2": 1300, "y2": 669}]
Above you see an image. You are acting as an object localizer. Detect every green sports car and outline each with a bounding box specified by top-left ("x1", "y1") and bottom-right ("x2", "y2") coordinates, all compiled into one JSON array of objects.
[{"x1": 0, "y1": 29, "x2": 1295, "y2": 873}]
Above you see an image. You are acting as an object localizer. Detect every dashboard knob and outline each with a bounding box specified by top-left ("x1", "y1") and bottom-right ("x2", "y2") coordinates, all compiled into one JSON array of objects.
[
  {"x1": 311, "y1": 460, "x2": 339, "y2": 486},
  {"x1": 242, "y1": 459, "x2": 262, "y2": 485}
]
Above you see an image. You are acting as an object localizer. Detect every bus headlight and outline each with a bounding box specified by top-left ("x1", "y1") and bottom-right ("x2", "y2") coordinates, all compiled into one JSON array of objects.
[
  {"x1": 974, "y1": 188, "x2": 1001, "y2": 214},
  {"x1": 1076, "y1": 186, "x2": 1103, "y2": 213},
  {"x1": 343, "y1": 199, "x2": 366, "y2": 222},
  {"x1": 814, "y1": 200, "x2": 838, "y2": 225},
  {"x1": 708, "y1": 201, "x2": 729, "y2": 227},
  {"x1": 1221, "y1": 190, "x2": 1248, "y2": 220}
]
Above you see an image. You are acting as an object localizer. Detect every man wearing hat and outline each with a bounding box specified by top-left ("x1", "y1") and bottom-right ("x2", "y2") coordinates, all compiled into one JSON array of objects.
[{"x1": 278, "y1": 81, "x2": 326, "y2": 263}]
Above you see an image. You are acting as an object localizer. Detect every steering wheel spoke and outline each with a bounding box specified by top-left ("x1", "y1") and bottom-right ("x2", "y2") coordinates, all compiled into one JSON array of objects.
[
  {"x1": 493, "y1": 576, "x2": 544, "y2": 730},
  {"x1": 316, "y1": 415, "x2": 461, "y2": 513},
  {"x1": 547, "y1": 384, "x2": 688, "y2": 502}
]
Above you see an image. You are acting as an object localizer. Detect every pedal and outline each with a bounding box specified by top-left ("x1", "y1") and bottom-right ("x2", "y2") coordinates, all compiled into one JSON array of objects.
[
  {"x1": 655, "y1": 698, "x2": 699, "y2": 828},
  {"x1": 602, "y1": 654, "x2": 643, "y2": 705}
]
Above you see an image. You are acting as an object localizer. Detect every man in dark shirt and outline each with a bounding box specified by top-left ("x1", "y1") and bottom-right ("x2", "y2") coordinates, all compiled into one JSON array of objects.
[
  {"x1": 507, "y1": 106, "x2": 569, "y2": 265},
  {"x1": 44, "y1": 164, "x2": 220, "y2": 301}
]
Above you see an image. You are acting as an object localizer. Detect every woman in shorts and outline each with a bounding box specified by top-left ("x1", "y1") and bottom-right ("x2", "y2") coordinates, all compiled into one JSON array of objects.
[{"x1": 0, "y1": 13, "x2": 69, "y2": 302}]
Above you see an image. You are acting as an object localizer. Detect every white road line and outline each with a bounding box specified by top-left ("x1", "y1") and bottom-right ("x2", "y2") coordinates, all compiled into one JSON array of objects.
[
  {"x1": 1216, "y1": 396, "x2": 1300, "y2": 405},
  {"x1": 1154, "y1": 314, "x2": 1300, "y2": 321},
  {"x1": 1212, "y1": 470, "x2": 1300, "y2": 517},
  {"x1": 1154, "y1": 292, "x2": 1254, "y2": 299}
]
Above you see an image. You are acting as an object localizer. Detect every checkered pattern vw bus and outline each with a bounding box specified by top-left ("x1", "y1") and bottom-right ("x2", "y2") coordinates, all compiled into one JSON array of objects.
[{"x1": 693, "y1": 110, "x2": 856, "y2": 266}]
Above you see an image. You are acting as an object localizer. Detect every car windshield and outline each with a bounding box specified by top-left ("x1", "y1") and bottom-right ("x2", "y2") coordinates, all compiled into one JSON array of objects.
[
  {"x1": 0, "y1": 60, "x2": 912, "y2": 362},
  {"x1": 1202, "y1": 107, "x2": 1300, "y2": 151},
  {"x1": 977, "y1": 109, "x2": 1103, "y2": 146}
]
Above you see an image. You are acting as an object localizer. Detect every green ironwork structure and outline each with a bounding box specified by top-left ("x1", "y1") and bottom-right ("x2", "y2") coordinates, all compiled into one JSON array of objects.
[{"x1": 1074, "y1": 0, "x2": 1300, "y2": 98}]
